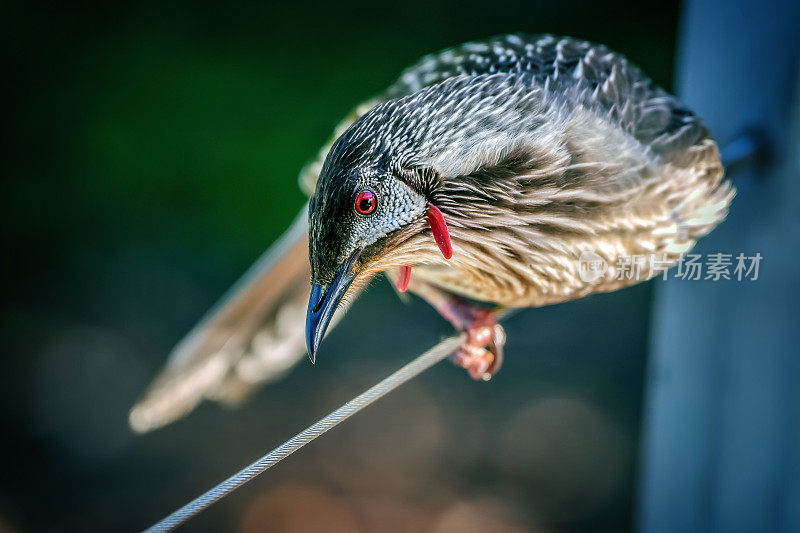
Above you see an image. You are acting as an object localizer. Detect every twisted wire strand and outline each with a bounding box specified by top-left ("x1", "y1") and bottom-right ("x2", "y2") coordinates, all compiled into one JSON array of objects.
[{"x1": 144, "y1": 333, "x2": 465, "y2": 532}]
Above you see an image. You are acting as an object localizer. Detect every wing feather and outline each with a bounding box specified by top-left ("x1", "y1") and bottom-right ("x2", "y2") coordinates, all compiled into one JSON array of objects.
[
  {"x1": 131, "y1": 97, "x2": 391, "y2": 432},
  {"x1": 130, "y1": 208, "x2": 312, "y2": 432},
  {"x1": 131, "y1": 86, "x2": 400, "y2": 432}
]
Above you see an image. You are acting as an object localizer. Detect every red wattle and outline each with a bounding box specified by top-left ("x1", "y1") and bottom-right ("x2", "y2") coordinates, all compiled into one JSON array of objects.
[
  {"x1": 427, "y1": 204, "x2": 453, "y2": 260},
  {"x1": 397, "y1": 264, "x2": 412, "y2": 292}
]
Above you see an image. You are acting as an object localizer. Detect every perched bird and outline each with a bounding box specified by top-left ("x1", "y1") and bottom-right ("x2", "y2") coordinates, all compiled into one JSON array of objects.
[{"x1": 130, "y1": 34, "x2": 733, "y2": 433}]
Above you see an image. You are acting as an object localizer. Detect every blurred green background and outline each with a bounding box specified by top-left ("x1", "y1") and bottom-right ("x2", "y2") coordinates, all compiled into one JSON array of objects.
[{"x1": 2, "y1": 1, "x2": 681, "y2": 531}]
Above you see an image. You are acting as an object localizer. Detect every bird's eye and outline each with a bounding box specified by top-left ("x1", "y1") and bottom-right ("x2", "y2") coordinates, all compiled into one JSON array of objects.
[{"x1": 354, "y1": 190, "x2": 377, "y2": 215}]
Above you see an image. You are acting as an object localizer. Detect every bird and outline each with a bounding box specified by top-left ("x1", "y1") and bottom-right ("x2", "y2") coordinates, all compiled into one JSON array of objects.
[{"x1": 129, "y1": 34, "x2": 733, "y2": 433}]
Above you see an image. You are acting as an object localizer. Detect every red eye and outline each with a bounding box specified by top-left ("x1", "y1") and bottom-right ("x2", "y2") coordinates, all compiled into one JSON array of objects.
[{"x1": 354, "y1": 190, "x2": 377, "y2": 215}]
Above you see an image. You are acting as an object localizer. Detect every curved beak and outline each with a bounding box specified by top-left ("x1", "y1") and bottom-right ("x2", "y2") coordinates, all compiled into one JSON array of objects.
[{"x1": 305, "y1": 248, "x2": 361, "y2": 362}]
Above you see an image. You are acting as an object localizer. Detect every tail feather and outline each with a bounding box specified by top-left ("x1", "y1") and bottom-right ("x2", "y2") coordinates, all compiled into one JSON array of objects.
[{"x1": 129, "y1": 205, "x2": 313, "y2": 433}]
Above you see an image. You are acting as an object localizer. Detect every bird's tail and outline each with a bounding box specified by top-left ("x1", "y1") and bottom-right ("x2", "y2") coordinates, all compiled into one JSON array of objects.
[{"x1": 129, "y1": 205, "x2": 315, "y2": 433}]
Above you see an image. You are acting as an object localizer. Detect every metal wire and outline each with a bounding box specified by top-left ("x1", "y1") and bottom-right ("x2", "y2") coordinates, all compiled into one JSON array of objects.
[{"x1": 144, "y1": 333, "x2": 465, "y2": 532}]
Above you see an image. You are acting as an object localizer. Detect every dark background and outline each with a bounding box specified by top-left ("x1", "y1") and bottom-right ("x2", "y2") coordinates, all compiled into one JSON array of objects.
[{"x1": 2, "y1": 1, "x2": 683, "y2": 531}]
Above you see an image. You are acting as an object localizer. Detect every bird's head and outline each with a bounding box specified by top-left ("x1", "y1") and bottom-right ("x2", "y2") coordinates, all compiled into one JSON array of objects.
[
  {"x1": 303, "y1": 94, "x2": 462, "y2": 360},
  {"x1": 305, "y1": 74, "x2": 537, "y2": 359}
]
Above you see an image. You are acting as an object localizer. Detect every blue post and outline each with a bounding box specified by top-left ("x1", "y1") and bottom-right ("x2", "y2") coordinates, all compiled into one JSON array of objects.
[{"x1": 637, "y1": 1, "x2": 800, "y2": 532}]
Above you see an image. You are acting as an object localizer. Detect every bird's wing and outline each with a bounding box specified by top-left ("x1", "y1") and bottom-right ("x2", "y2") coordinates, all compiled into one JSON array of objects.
[
  {"x1": 385, "y1": 33, "x2": 714, "y2": 163},
  {"x1": 130, "y1": 208, "x2": 311, "y2": 432},
  {"x1": 130, "y1": 97, "x2": 392, "y2": 433},
  {"x1": 386, "y1": 33, "x2": 728, "y2": 229}
]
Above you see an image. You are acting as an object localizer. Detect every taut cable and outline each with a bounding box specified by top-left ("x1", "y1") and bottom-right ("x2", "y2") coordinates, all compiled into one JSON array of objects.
[{"x1": 144, "y1": 334, "x2": 464, "y2": 532}]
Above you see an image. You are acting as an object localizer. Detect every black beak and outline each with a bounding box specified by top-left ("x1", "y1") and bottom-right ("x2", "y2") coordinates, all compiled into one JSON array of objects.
[{"x1": 305, "y1": 248, "x2": 361, "y2": 363}]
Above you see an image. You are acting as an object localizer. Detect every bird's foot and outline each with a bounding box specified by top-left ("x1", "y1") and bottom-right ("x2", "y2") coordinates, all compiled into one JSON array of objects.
[
  {"x1": 448, "y1": 306, "x2": 506, "y2": 381},
  {"x1": 397, "y1": 277, "x2": 506, "y2": 381}
]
